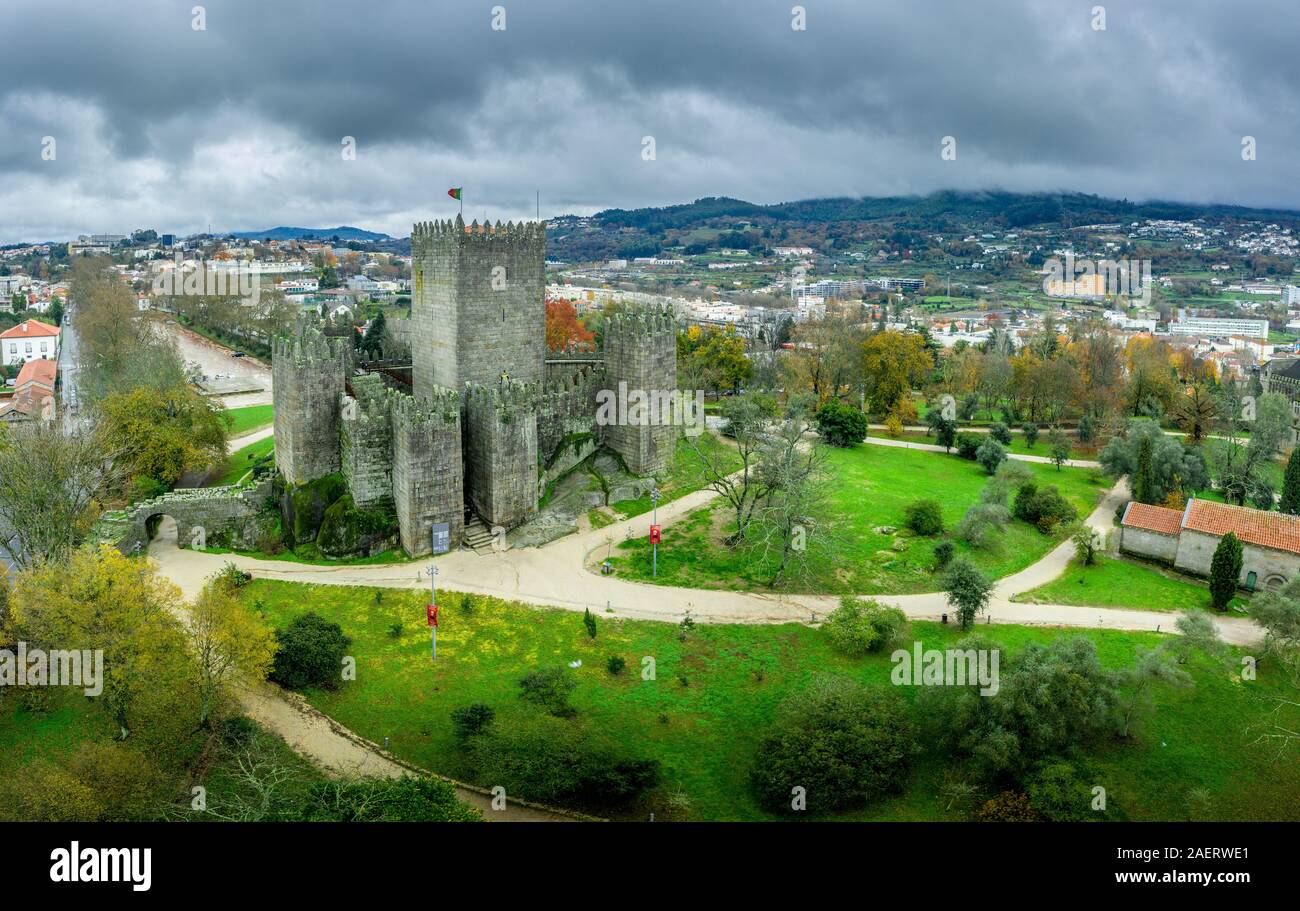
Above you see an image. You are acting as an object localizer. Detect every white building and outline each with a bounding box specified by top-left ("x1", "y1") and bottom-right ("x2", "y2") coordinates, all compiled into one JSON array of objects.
[
  {"x1": 1169, "y1": 315, "x2": 1269, "y2": 340},
  {"x1": 1, "y1": 319, "x2": 61, "y2": 366}
]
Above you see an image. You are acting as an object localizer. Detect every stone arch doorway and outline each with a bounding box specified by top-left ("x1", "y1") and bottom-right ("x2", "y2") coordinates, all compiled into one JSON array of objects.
[
  {"x1": 1263, "y1": 574, "x2": 1287, "y2": 592},
  {"x1": 144, "y1": 514, "x2": 180, "y2": 548}
]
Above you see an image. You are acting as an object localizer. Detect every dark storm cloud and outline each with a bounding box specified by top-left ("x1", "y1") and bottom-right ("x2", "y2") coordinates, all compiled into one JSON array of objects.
[{"x1": 1, "y1": 0, "x2": 1298, "y2": 242}]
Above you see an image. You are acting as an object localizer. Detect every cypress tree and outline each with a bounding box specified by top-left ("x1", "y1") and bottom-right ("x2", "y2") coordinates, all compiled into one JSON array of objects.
[
  {"x1": 1133, "y1": 435, "x2": 1157, "y2": 504},
  {"x1": 1209, "y1": 532, "x2": 1243, "y2": 612},
  {"x1": 1280, "y1": 448, "x2": 1300, "y2": 516},
  {"x1": 583, "y1": 607, "x2": 598, "y2": 639}
]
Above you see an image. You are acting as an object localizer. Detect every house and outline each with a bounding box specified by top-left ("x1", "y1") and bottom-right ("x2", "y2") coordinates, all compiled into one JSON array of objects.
[
  {"x1": 0, "y1": 319, "x2": 60, "y2": 366},
  {"x1": 1119, "y1": 498, "x2": 1300, "y2": 591},
  {"x1": 0, "y1": 357, "x2": 57, "y2": 423}
]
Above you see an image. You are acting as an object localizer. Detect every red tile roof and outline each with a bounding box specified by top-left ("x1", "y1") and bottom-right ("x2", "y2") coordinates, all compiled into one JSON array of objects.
[
  {"x1": 1122, "y1": 502, "x2": 1184, "y2": 536},
  {"x1": 0, "y1": 319, "x2": 60, "y2": 339},
  {"x1": 14, "y1": 357, "x2": 56, "y2": 388},
  {"x1": 1183, "y1": 499, "x2": 1300, "y2": 556}
]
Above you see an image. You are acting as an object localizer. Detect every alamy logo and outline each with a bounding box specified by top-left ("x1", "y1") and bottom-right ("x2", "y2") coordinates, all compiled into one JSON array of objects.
[
  {"x1": 594, "y1": 382, "x2": 705, "y2": 436},
  {"x1": 0, "y1": 642, "x2": 103, "y2": 696},
  {"x1": 50, "y1": 842, "x2": 151, "y2": 892},
  {"x1": 890, "y1": 642, "x2": 1000, "y2": 696},
  {"x1": 152, "y1": 255, "x2": 261, "y2": 305},
  {"x1": 1043, "y1": 254, "x2": 1152, "y2": 305}
]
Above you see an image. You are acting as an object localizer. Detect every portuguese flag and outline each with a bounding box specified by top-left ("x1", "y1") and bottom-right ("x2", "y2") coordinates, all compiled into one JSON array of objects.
[{"x1": 447, "y1": 187, "x2": 462, "y2": 200}]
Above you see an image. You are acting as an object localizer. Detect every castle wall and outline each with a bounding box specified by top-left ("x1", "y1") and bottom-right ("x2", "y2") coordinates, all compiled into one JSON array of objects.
[
  {"x1": 272, "y1": 330, "x2": 348, "y2": 485},
  {"x1": 340, "y1": 373, "x2": 393, "y2": 510},
  {"x1": 465, "y1": 379, "x2": 538, "y2": 529},
  {"x1": 411, "y1": 217, "x2": 546, "y2": 396},
  {"x1": 390, "y1": 388, "x2": 464, "y2": 555},
  {"x1": 539, "y1": 364, "x2": 604, "y2": 467},
  {"x1": 600, "y1": 306, "x2": 679, "y2": 475}
]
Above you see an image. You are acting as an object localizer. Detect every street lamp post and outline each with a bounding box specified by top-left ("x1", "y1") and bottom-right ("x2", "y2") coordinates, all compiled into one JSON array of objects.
[
  {"x1": 428, "y1": 563, "x2": 438, "y2": 662},
  {"x1": 651, "y1": 488, "x2": 659, "y2": 578}
]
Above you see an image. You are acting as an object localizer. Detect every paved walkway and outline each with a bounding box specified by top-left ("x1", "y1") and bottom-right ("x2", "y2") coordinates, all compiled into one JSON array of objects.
[{"x1": 862, "y1": 433, "x2": 1102, "y2": 468}]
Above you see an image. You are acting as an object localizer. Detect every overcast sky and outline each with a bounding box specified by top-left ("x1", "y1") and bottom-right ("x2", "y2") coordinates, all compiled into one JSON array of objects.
[{"x1": 1, "y1": 0, "x2": 1297, "y2": 243}]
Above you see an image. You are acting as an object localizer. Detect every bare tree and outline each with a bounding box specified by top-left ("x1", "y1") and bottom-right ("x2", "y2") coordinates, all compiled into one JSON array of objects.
[{"x1": 0, "y1": 423, "x2": 120, "y2": 570}]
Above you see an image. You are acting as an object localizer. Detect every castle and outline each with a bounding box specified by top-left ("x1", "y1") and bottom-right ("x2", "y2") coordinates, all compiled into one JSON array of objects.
[{"x1": 271, "y1": 216, "x2": 680, "y2": 556}]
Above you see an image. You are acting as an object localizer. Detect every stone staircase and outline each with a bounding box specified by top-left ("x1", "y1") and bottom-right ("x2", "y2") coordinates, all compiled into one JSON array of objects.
[{"x1": 462, "y1": 514, "x2": 496, "y2": 554}]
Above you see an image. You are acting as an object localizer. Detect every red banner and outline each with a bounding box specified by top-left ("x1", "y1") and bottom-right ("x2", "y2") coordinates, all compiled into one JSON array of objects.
[
  {"x1": 649, "y1": 524, "x2": 661, "y2": 545},
  {"x1": 427, "y1": 604, "x2": 438, "y2": 627}
]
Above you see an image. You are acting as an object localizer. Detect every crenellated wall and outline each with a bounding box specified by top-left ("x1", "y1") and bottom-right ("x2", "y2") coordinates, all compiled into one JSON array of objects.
[
  {"x1": 464, "y1": 377, "x2": 539, "y2": 529},
  {"x1": 272, "y1": 329, "x2": 349, "y2": 485},
  {"x1": 390, "y1": 387, "x2": 464, "y2": 555},
  {"x1": 600, "y1": 305, "x2": 679, "y2": 475},
  {"x1": 340, "y1": 373, "x2": 393, "y2": 510}
]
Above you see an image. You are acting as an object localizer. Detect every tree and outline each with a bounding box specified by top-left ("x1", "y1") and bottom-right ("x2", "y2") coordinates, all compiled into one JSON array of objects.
[
  {"x1": 942, "y1": 557, "x2": 992, "y2": 629},
  {"x1": 934, "y1": 417, "x2": 957, "y2": 453},
  {"x1": 1100, "y1": 418, "x2": 1209, "y2": 504},
  {"x1": 518, "y1": 667, "x2": 577, "y2": 717},
  {"x1": 685, "y1": 396, "x2": 779, "y2": 543},
  {"x1": 1209, "y1": 532, "x2": 1243, "y2": 612},
  {"x1": 583, "y1": 607, "x2": 598, "y2": 639},
  {"x1": 98, "y1": 383, "x2": 228, "y2": 491},
  {"x1": 360, "y1": 309, "x2": 387, "y2": 357},
  {"x1": 1173, "y1": 384, "x2": 1219, "y2": 444},
  {"x1": 679, "y1": 325, "x2": 751, "y2": 396},
  {"x1": 545, "y1": 298, "x2": 595, "y2": 352},
  {"x1": 1047, "y1": 427, "x2": 1071, "y2": 470},
  {"x1": 0, "y1": 423, "x2": 119, "y2": 570},
  {"x1": 187, "y1": 579, "x2": 276, "y2": 729},
  {"x1": 976, "y1": 437, "x2": 1006, "y2": 475},
  {"x1": 1022, "y1": 422, "x2": 1038, "y2": 449},
  {"x1": 269, "y1": 613, "x2": 352, "y2": 691},
  {"x1": 814, "y1": 400, "x2": 867, "y2": 447},
  {"x1": 12, "y1": 546, "x2": 198, "y2": 742},
  {"x1": 1117, "y1": 646, "x2": 1192, "y2": 738},
  {"x1": 749, "y1": 405, "x2": 834, "y2": 586},
  {"x1": 989, "y1": 422, "x2": 1012, "y2": 445},
  {"x1": 1071, "y1": 523, "x2": 1102, "y2": 566},
  {"x1": 749, "y1": 677, "x2": 916, "y2": 813},
  {"x1": 904, "y1": 498, "x2": 944, "y2": 536},
  {"x1": 1280, "y1": 447, "x2": 1300, "y2": 516},
  {"x1": 1132, "y1": 434, "x2": 1157, "y2": 504},
  {"x1": 860, "y1": 330, "x2": 932, "y2": 414},
  {"x1": 822, "y1": 599, "x2": 908, "y2": 656},
  {"x1": 1250, "y1": 577, "x2": 1300, "y2": 685},
  {"x1": 450, "y1": 704, "x2": 496, "y2": 740}
]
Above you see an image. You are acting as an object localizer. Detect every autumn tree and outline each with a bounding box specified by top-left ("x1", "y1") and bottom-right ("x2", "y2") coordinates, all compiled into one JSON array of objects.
[
  {"x1": 97, "y1": 383, "x2": 228, "y2": 492},
  {"x1": 545, "y1": 298, "x2": 595, "y2": 352},
  {"x1": 860, "y1": 329, "x2": 932, "y2": 415},
  {"x1": 188, "y1": 578, "x2": 276, "y2": 729}
]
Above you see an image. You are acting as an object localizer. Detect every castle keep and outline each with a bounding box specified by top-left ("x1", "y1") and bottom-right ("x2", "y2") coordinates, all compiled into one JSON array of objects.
[{"x1": 271, "y1": 215, "x2": 679, "y2": 556}]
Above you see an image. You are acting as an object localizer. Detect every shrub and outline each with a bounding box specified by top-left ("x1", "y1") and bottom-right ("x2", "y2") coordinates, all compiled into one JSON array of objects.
[
  {"x1": 884, "y1": 415, "x2": 903, "y2": 438},
  {"x1": 269, "y1": 612, "x2": 352, "y2": 691},
  {"x1": 290, "y1": 776, "x2": 481, "y2": 822},
  {"x1": 450, "y1": 703, "x2": 496, "y2": 740},
  {"x1": 956, "y1": 433, "x2": 981, "y2": 460},
  {"x1": 606, "y1": 655, "x2": 626, "y2": 675},
  {"x1": 1013, "y1": 481, "x2": 1076, "y2": 531},
  {"x1": 387, "y1": 621, "x2": 403, "y2": 638},
  {"x1": 464, "y1": 717, "x2": 660, "y2": 808},
  {"x1": 1026, "y1": 761, "x2": 1103, "y2": 822},
  {"x1": 904, "y1": 498, "x2": 944, "y2": 536},
  {"x1": 583, "y1": 607, "x2": 598, "y2": 639},
  {"x1": 976, "y1": 438, "x2": 1007, "y2": 475},
  {"x1": 976, "y1": 791, "x2": 1041, "y2": 822},
  {"x1": 822, "y1": 598, "x2": 909, "y2": 657},
  {"x1": 749, "y1": 677, "x2": 916, "y2": 814},
  {"x1": 957, "y1": 503, "x2": 1010, "y2": 548},
  {"x1": 214, "y1": 561, "x2": 249, "y2": 591},
  {"x1": 1022, "y1": 422, "x2": 1038, "y2": 448},
  {"x1": 814, "y1": 400, "x2": 869, "y2": 447},
  {"x1": 989, "y1": 422, "x2": 1012, "y2": 446},
  {"x1": 518, "y1": 667, "x2": 578, "y2": 717},
  {"x1": 933, "y1": 540, "x2": 955, "y2": 570}
]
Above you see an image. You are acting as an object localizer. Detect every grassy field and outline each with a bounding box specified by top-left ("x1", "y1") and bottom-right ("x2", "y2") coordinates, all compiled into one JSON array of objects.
[
  {"x1": 1015, "y1": 553, "x2": 1250, "y2": 614},
  {"x1": 210, "y1": 435, "x2": 275, "y2": 486},
  {"x1": 223, "y1": 403, "x2": 274, "y2": 436},
  {"x1": 607, "y1": 443, "x2": 1111, "y2": 594},
  {"x1": 894, "y1": 429, "x2": 1091, "y2": 461},
  {"x1": 239, "y1": 579, "x2": 1300, "y2": 821}
]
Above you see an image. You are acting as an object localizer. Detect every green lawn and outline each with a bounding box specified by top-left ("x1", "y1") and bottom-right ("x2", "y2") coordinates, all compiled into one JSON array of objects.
[
  {"x1": 239, "y1": 579, "x2": 1300, "y2": 821},
  {"x1": 223, "y1": 403, "x2": 274, "y2": 436},
  {"x1": 1015, "y1": 553, "x2": 1250, "y2": 614},
  {"x1": 895, "y1": 429, "x2": 1090, "y2": 461},
  {"x1": 607, "y1": 443, "x2": 1111, "y2": 595},
  {"x1": 210, "y1": 435, "x2": 275, "y2": 486}
]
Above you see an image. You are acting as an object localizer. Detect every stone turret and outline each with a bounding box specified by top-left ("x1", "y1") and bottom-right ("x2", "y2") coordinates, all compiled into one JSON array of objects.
[
  {"x1": 464, "y1": 377, "x2": 539, "y2": 529},
  {"x1": 411, "y1": 216, "x2": 546, "y2": 396},
  {"x1": 340, "y1": 372, "x2": 392, "y2": 509},
  {"x1": 272, "y1": 329, "x2": 349, "y2": 485},
  {"x1": 600, "y1": 305, "x2": 678, "y2": 475},
  {"x1": 389, "y1": 387, "x2": 464, "y2": 555}
]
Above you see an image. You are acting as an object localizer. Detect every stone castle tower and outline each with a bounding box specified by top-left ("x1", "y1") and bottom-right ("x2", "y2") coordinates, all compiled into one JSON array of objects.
[
  {"x1": 272, "y1": 216, "x2": 680, "y2": 557},
  {"x1": 411, "y1": 217, "x2": 546, "y2": 392}
]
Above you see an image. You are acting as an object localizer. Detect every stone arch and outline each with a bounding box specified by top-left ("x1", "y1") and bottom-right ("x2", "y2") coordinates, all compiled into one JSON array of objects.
[{"x1": 1263, "y1": 573, "x2": 1287, "y2": 592}]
